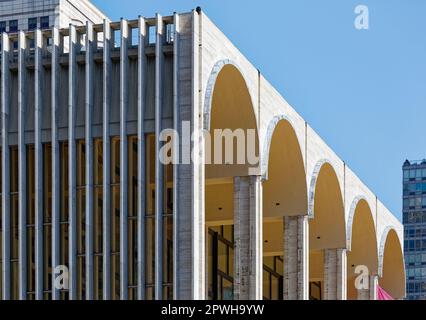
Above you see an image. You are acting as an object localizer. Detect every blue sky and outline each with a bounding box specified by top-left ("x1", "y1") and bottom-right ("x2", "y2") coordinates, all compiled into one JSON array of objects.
[{"x1": 93, "y1": 0, "x2": 426, "y2": 220}]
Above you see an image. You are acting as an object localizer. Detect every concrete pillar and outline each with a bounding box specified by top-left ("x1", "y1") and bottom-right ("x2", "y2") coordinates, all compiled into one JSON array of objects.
[
  {"x1": 154, "y1": 14, "x2": 164, "y2": 300},
  {"x1": 357, "y1": 275, "x2": 378, "y2": 300},
  {"x1": 102, "y1": 19, "x2": 112, "y2": 300},
  {"x1": 35, "y1": 28, "x2": 44, "y2": 300},
  {"x1": 68, "y1": 23, "x2": 78, "y2": 300},
  {"x1": 172, "y1": 12, "x2": 179, "y2": 300},
  {"x1": 174, "y1": 11, "x2": 205, "y2": 300},
  {"x1": 119, "y1": 18, "x2": 129, "y2": 301},
  {"x1": 233, "y1": 176, "x2": 263, "y2": 300},
  {"x1": 283, "y1": 215, "x2": 309, "y2": 300},
  {"x1": 323, "y1": 248, "x2": 347, "y2": 300},
  {"x1": 85, "y1": 21, "x2": 95, "y2": 300},
  {"x1": 1, "y1": 32, "x2": 10, "y2": 300},
  {"x1": 370, "y1": 275, "x2": 378, "y2": 300},
  {"x1": 137, "y1": 16, "x2": 147, "y2": 301},
  {"x1": 51, "y1": 27, "x2": 61, "y2": 301},
  {"x1": 18, "y1": 30, "x2": 27, "y2": 300}
]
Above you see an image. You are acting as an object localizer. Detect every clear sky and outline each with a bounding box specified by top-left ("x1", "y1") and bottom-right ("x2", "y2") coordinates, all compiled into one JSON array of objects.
[{"x1": 92, "y1": 0, "x2": 426, "y2": 220}]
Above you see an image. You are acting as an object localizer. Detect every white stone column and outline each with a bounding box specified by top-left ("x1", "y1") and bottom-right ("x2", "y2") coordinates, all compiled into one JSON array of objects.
[
  {"x1": 324, "y1": 248, "x2": 347, "y2": 300},
  {"x1": 233, "y1": 176, "x2": 263, "y2": 300},
  {"x1": 370, "y1": 275, "x2": 378, "y2": 300},
  {"x1": 174, "y1": 11, "x2": 205, "y2": 300},
  {"x1": 283, "y1": 215, "x2": 309, "y2": 300},
  {"x1": 358, "y1": 275, "x2": 378, "y2": 300}
]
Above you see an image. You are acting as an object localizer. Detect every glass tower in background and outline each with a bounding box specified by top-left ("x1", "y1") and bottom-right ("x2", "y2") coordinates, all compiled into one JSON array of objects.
[{"x1": 403, "y1": 159, "x2": 426, "y2": 300}]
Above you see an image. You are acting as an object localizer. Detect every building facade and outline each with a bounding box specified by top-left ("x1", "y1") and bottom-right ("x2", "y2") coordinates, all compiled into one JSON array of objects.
[
  {"x1": 403, "y1": 160, "x2": 426, "y2": 300},
  {"x1": 0, "y1": 3, "x2": 405, "y2": 300},
  {"x1": 0, "y1": 0, "x2": 106, "y2": 33}
]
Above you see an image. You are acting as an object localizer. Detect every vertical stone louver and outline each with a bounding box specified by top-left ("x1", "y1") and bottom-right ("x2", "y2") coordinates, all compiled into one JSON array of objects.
[
  {"x1": 34, "y1": 28, "x2": 44, "y2": 301},
  {"x1": 85, "y1": 21, "x2": 95, "y2": 301},
  {"x1": 154, "y1": 14, "x2": 164, "y2": 301},
  {"x1": 137, "y1": 16, "x2": 147, "y2": 301},
  {"x1": 323, "y1": 248, "x2": 347, "y2": 300},
  {"x1": 102, "y1": 19, "x2": 112, "y2": 301},
  {"x1": 68, "y1": 23, "x2": 77, "y2": 300},
  {"x1": 119, "y1": 18, "x2": 129, "y2": 301},
  {"x1": 233, "y1": 176, "x2": 263, "y2": 300},
  {"x1": 17, "y1": 30, "x2": 27, "y2": 300},
  {"x1": 1, "y1": 32, "x2": 11, "y2": 300},
  {"x1": 51, "y1": 26, "x2": 61, "y2": 301},
  {"x1": 283, "y1": 216, "x2": 309, "y2": 300}
]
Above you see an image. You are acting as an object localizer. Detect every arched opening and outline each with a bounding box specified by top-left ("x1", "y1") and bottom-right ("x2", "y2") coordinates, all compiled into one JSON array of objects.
[
  {"x1": 262, "y1": 118, "x2": 307, "y2": 300},
  {"x1": 309, "y1": 162, "x2": 346, "y2": 300},
  {"x1": 204, "y1": 62, "x2": 259, "y2": 300},
  {"x1": 379, "y1": 229, "x2": 405, "y2": 299},
  {"x1": 346, "y1": 198, "x2": 378, "y2": 300}
]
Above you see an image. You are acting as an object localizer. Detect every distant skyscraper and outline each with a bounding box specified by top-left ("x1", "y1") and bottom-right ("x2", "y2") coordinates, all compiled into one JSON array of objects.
[
  {"x1": 0, "y1": 0, "x2": 107, "y2": 33},
  {"x1": 403, "y1": 159, "x2": 426, "y2": 300}
]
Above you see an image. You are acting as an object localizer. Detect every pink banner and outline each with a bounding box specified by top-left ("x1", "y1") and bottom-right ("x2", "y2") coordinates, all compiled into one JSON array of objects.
[{"x1": 377, "y1": 285, "x2": 394, "y2": 300}]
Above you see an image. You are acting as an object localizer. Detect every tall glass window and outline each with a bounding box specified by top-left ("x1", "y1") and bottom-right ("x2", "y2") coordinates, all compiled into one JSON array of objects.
[
  {"x1": 76, "y1": 141, "x2": 86, "y2": 300},
  {"x1": 10, "y1": 147, "x2": 19, "y2": 300},
  {"x1": 43, "y1": 144, "x2": 52, "y2": 299},
  {"x1": 27, "y1": 146, "x2": 35, "y2": 300},
  {"x1": 111, "y1": 137, "x2": 120, "y2": 299},
  {"x1": 263, "y1": 256, "x2": 283, "y2": 300},
  {"x1": 208, "y1": 225, "x2": 234, "y2": 300},
  {"x1": 144, "y1": 134, "x2": 174, "y2": 299},
  {"x1": 164, "y1": 158, "x2": 173, "y2": 299},
  {"x1": 60, "y1": 143, "x2": 69, "y2": 300},
  {"x1": 128, "y1": 136, "x2": 138, "y2": 299},
  {"x1": 145, "y1": 135, "x2": 155, "y2": 299},
  {"x1": 94, "y1": 140, "x2": 103, "y2": 300}
]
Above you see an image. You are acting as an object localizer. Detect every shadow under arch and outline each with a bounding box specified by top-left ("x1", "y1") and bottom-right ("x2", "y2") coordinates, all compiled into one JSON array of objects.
[
  {"x1": 378, "y1": 227, "x2": 406, "y2": 299},
  {"x1": 346, "y1": 197, "x2": 378, "y2": 300},
  {"x1": 262, "y1": 115, "x2": 307, "y2": 218}
]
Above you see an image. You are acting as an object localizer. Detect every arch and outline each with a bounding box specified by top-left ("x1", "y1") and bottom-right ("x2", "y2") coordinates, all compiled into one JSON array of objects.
[
  {"x1": 203, "y1": 59, "x2": 257, "y2": 132},
  {"x1": 346, "y1": 197, "x2": 379, "y2": 299},
  {"x1": 204, "y1": 60, "x2": 260, "y2": 221},
  {"x1": 262, "y1": 116, "x2": 307, "y2": 218},
  {"x1": 203, "y1": 61, "x2": 260, "y2": 180},
  {"x1": 261, "y1": 114, "x2": 304, "y2": 180},
  {"x1": 308, "y1": 160, "x2": 343, "y2": 219},
  {"x1": 307, "y1": 160, "x2": 346, "y2": 298},
  {"x1": 308, "y1": 160, "x2": 346, "y2": 250},
  {"x1": 378, "y1": 227, "x2": 405, "y2": 299},
  {"x1": 346, "y1": 196, "x2": 376, "y2": 251}
]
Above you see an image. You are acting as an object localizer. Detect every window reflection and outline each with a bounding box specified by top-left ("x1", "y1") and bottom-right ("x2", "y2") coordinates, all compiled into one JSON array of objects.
[
  {"x1": 60, "y1": 143, "x2": 69, "y2": 300},
  {"x1": 76, "y1": 141, "x2": 86, "y2": 300},
  {"x1": 11, "y1": 147, "x2": 19, "y2": 300},
  {"x1": 111, "y1": 137, "x2": 120, "y2": 300},
  {"x1": 27, "y1": 146, "x2": 35, "y2": 300},
  {"x1": 94, "y1": 140, "x2": 103, "y2": 300},
  {"x1": 43, "y1": 144, "x2": 52, "y2": 299}
]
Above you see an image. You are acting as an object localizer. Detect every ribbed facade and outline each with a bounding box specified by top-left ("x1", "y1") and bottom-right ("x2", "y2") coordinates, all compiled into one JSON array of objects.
[{"x1": 0, "y1": 14, "x2": 182, "y2": 300}]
